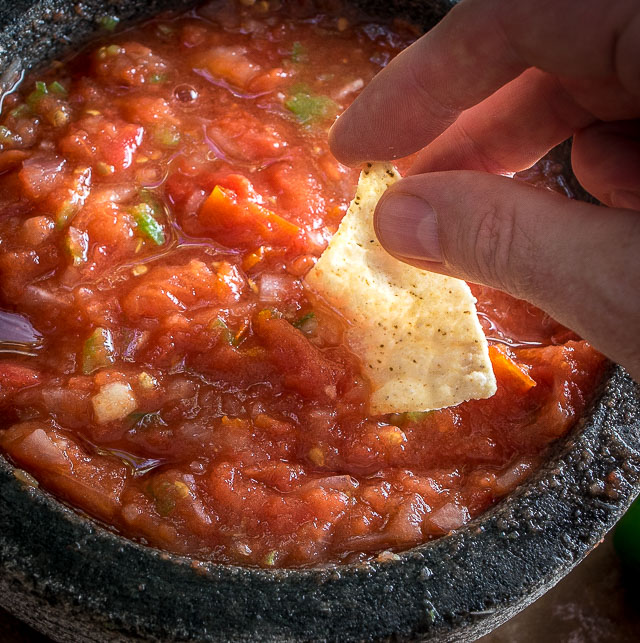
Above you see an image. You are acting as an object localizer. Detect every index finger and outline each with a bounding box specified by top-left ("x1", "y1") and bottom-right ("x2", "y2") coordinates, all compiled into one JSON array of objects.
[{"x1": 329, "y1": 0, "x2": 639, "y2": 166}]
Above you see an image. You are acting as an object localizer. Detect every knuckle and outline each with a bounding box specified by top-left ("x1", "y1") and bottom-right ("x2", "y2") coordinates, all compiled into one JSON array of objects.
[
  {"x1": 455, "y1": 195, "x2": 540, "y2": 298},
  {"x1": 614, "y1": 7, "x2": 640, "y2": 98}
]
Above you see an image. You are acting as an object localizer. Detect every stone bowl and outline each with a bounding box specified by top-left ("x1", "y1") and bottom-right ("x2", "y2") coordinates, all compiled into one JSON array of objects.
[{"x1": 0, "y1": 1, "x2": 639, "y2": 641}]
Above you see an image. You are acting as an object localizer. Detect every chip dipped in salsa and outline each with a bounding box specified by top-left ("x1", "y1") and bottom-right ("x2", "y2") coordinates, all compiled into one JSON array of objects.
[{"x1": 0, "y1": 0, "x2": 606, "y2": 567}]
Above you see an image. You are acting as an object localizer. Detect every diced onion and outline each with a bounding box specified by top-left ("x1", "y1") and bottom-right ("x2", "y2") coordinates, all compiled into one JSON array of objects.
[
  {"x1": 92, "y1": 382, "x2": 137, "y2": 424},
  {"x1": 22, "y1": 285, "x2": 72, "y2": 308},
  {"x1": 93, "y1": 184, "x2": 137, "y2": 203},
  {"x1": 19, "y1": 428, "x2": 68, "y2": 470},
  {"x1": 495, "y1": 460, "x2": 533, "y2": 494},
  {"x1": 258, "y1": 273, "x2": 292, "y2": 303},
  {"x1": 429, "y1": 502, "x2": 470, "y2": 532},
  {"x1": 21, "y1": 154, "x2": 66, "y2": 195},
  {"x1": 308, "y1": 475, "x2": 359, "y2": 492},
  {"x1": 333, "y1": 78, "x2": 364, "y2": 101}
]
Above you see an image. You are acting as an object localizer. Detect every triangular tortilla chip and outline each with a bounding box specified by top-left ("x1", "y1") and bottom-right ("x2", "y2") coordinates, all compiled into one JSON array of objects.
[{"x1": 305, "y1": 162, "x2": 496, "y2": 414}]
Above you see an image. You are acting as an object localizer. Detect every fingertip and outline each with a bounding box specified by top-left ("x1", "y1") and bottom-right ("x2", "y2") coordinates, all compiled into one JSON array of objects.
[{"x1": 328, "y1": 112, "x2": 362, "y2": 167}]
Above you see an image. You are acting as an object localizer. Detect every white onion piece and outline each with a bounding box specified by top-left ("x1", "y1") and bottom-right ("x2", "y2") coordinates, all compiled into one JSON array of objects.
[
  {"x1": 302, "y1": 475, "x2": 359, "y2": 492},
  {"x1": 22, "y1": 286, "x2": 72, "y2": 308},
  {"x1": 429, "y1": 502, "x2": 470, "y2": 532},
  {"x1": 495, "y1": 460, "x2": 533, "y2": 494},
  {"x1": 19, "y1": 428, "x2": 68, "y2": 470},
  {"x1": 333, "y1": 78, "x2": 364, "y2": 101},
  {"x1": 92, "y1": 184, "x2": 137, "y2": 204},
  {"x1": 20, "y1": 154, "x2": 66, "y2": 196},
  {"x1": 184, "y1": 189, "x2": 207, "y2": 218},
  {"x1": 92, "y1": 382, "x2": 137, "y2": 424},
  {"x1": 258, "y1": 274, "x2": 293, "y2": 303}
]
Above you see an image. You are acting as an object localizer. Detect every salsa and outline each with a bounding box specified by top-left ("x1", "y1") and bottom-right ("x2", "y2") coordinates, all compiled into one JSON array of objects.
[{"x1": 0, "y1": 0, "x2": 605, "y2": 567}]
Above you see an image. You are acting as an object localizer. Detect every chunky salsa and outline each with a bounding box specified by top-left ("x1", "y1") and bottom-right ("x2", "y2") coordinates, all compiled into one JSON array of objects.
[{"x1": 0, "y1": 0, "x2": 605, "y2": 567}]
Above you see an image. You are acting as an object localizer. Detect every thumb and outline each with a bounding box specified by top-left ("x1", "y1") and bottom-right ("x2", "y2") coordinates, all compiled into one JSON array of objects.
[{"x1": 374, "y1": 171, "x2": 640, "y2": 380}]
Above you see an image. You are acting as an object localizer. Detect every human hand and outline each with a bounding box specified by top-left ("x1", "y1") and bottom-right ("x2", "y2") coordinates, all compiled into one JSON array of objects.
[{"x1": 329, "y1": 0, "x2": 640, "y2": 381}]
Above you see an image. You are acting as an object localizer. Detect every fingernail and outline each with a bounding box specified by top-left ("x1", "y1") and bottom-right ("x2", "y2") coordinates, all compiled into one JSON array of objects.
[{"x1": 375, "y1": 193, "x2": 442, "y2": 262}]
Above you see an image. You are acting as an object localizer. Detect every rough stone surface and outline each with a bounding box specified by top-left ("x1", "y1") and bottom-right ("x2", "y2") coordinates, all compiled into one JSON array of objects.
[{"x1": 1, "y1": 2, "x2": 639, "y2": 642}]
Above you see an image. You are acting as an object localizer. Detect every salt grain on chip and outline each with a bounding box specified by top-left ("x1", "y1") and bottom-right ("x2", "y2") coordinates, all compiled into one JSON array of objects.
[{"x1": 305, "y1": 162, "x2": 496, "y2": 414}]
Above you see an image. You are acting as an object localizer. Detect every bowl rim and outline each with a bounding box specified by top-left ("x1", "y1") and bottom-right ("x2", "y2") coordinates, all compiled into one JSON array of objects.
[{"x1": 1, "y1": 1, "x2": 639, "y2": 641}]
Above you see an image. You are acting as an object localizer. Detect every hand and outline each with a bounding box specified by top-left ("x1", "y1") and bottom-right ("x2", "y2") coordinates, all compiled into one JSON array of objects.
[{"x1": 329, "y1": 0, "x2": 640, "y2": 381}]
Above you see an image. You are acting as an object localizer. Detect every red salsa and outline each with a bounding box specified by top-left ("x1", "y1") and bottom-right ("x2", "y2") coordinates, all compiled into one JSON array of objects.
[{"x1": 0, "y1": 1, "x2": 605, "y2": 567}]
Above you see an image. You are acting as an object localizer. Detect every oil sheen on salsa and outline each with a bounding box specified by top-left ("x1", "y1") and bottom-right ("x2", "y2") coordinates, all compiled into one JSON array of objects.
[{"x1": 0, "y1": 1, "x2": 605, "y2": 567}]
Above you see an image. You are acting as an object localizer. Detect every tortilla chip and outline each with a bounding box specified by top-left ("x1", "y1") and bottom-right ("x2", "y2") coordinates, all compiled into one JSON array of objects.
[{"x1": 305, "y1": 162, "x2": 496, "y2": 414}]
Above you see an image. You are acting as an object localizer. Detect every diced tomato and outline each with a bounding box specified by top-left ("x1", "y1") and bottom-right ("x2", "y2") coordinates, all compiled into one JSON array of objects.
[
  {"x1": 118, "y1": 96, "x2": 179, "y2": 126},
  {"x1": 93, "y1": 42, "x2": 168, "y2": 87},
  {"x1": 18, "y1": 155, "x2": 66, "y2": 199},
  {"x1": 123, "y1": 259, "x2": 244, "y2": 319},
  {"x1": 263, "y1": 159, "x2": 327, "y2": 224},
  {"x1": 199, "y1": 176, "x2": 305, "y2": 249},
  {"x1": 205, "y1": 109, "x2": 285, "y2": 162},
  {"x1": 244, "y1": 461, "x2": 305, "y2": 492},
  {"x1": 194, "y1": 46, "x2": 260, "y2": 90},
  {"x1": 0, "y1": 421, "x2": 127, "y2": 520},
  {"x1": 0, "y1": 363, "x2": 40, "y2": 404},
  {"x1": 0, "y1": 150, "x2": 30, "y2": 174},
  {"x1": 253, "y1": 310, "x2": 344, "y2": 402},
  {"x1": 59, "y1": 118, "x2": 144, "y2": 170},
  {"x1": 517, "y1": 341, "x2": 606, "y2": 443}
]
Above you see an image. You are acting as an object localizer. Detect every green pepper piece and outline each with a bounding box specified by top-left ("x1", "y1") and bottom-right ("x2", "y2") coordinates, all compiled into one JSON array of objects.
[
  {"x1": 290, "y1": 41, "x2": 306, "y2": 63},
  {"x1": 153, "y1": 124, "x2": 181, "y2": 148},
  {"x1": 26, "y1": 81, "x2": 48, "y2": 108},
  {"x1": 9, "y1": 104, "x2": 29, "y2": 119},
  {"x1": 131, "y1": 203, "x2": 165, "y2": 245},
  {"x1": 98, "y1": 15, "x2": 120, "y2": 32},
  {"x1": 156, "y1": 24, "x2": 175, "y2": 36},
  {"x1": 211, "y1": 317, "x2": 234, "y2": 345},
  {"x1": 56, "y1": 166, "x2": 92, "y2": 229},
  {"x1": 263, "y1": 550, "x2": 278, "y2": 566},
  {"x1": 0, "y1": 126, "x2": 13, "y2": 143},
  {"x1": 388, "y1": 411, "x2": 433, "y2": 428},
  {"x1": 293, "y1": 311, "x2": 315, "y2": 328},
  {"x1": 147, "y1": 480, "x2": 190, "y2": 516},
  {"x1": 293, "y1": 311, "x2": 317, "y2": 335},
  {"x1": 103, "y1": 45, "x2": 124, "y2": 56},
  {"x1": 285, "y1": 84, "x2": 339, "y2": 125},
  {"x1": 82, "y1": 327, "x2": 115, "y2": 374},
  {"x1": 48, "y1": 81, "x2": 68, "y2": 97},
  {"x1": 404, "y1": 411, "x2": 432, "y2": 423},
  {"x1": 149, "y1": 73, "x2": 168, "y2": 84}
]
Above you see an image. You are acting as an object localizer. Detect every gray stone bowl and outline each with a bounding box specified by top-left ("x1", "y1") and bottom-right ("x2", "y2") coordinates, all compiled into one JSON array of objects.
[{"x1": 1, "y1": 1, "x2": 639, "y2": 641}]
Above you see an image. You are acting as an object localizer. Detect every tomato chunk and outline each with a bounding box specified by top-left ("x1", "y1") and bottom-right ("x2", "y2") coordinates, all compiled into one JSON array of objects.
[{"x1": 199, "y1": 178, "x2": 305, "y2": 249}]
